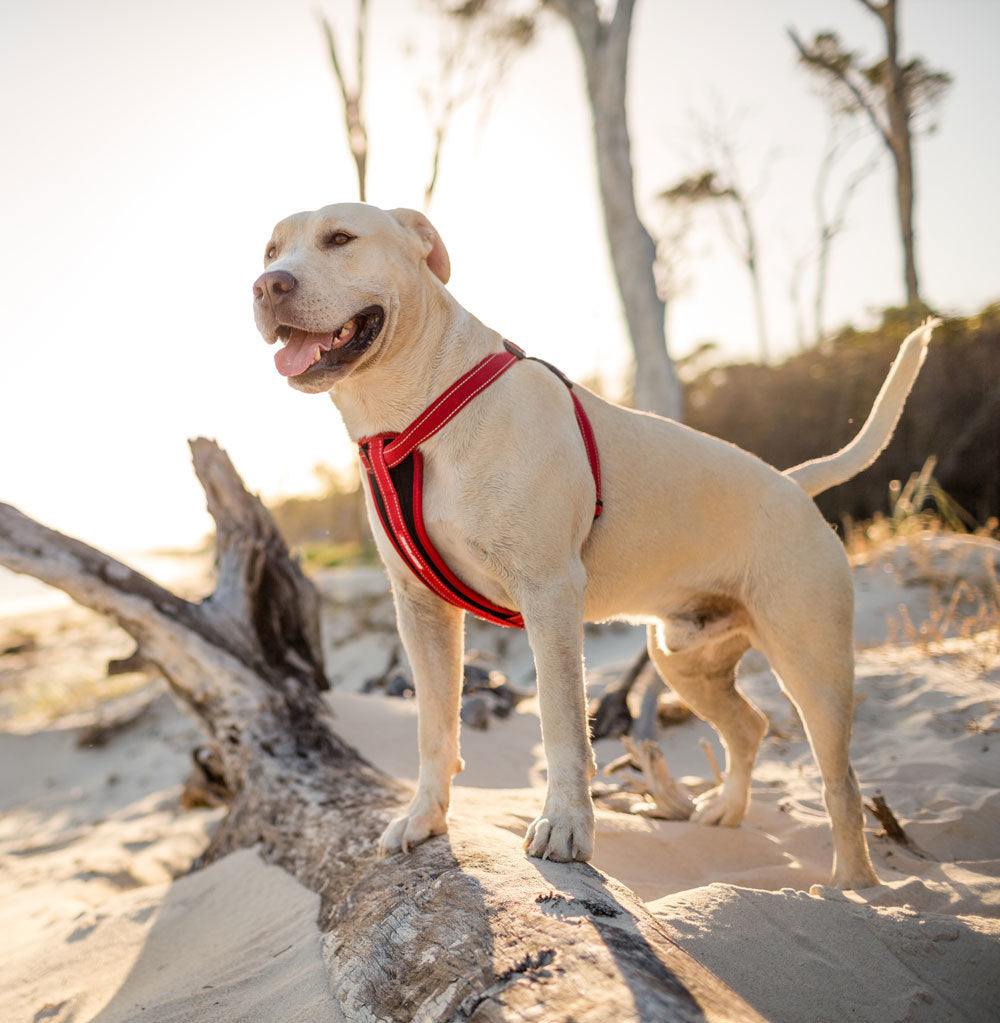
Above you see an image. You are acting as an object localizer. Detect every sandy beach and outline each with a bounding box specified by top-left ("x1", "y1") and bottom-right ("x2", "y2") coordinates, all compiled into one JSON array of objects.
[{"x1": 1, "y1": 531, "x2": 998, "y2": 1022}]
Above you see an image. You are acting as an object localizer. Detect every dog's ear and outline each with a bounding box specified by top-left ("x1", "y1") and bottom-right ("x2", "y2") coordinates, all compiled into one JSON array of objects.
[{"x1": 390, "y1": 208, "x2": 451, "y2": 284}]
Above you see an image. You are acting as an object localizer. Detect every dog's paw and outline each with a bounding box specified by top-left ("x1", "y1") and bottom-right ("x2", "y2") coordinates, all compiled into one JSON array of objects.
[
  {"x1": 524, "y1": 801, "x2": 594, "y2": 862},
  {"x1": 690, "y1": 781, "x2": 747, "y2": 828},
  {"x1": 378, "y1": 802, "x2": 448, "y2": 857}
]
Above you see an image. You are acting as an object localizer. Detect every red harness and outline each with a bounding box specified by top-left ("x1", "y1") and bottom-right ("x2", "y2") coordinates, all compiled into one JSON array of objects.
[{"x1": 357, "y1": 341, "x2": 602, "y2": 629}]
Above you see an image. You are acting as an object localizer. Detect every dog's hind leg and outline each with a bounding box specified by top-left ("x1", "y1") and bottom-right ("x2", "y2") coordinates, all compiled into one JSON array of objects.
[
  {"x1": 378, "y1": 581, "x2": 465, "y2": 857},
  {"x1": 519, "y1": 568, "x2": 596, "y2": 863},
  {"x1": 754, "y1": 613, "x2": 880, "y2": 891},
  {"x1": 647, "y1": 626, "x2": 763, "y2": 827}
]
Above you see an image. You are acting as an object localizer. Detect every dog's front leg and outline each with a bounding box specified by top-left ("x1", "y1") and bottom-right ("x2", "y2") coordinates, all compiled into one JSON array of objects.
[
  {"x1": 520, "y1": 573, "x2": 596, "y2": 862},
  {"x1": 378, "y1": 581, "x2": 464, "y2": 857}
]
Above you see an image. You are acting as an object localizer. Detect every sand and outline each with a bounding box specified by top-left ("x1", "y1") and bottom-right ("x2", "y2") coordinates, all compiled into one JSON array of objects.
[{"x1": 1, "y1": 531, "x2": 998, "y2": 1021}]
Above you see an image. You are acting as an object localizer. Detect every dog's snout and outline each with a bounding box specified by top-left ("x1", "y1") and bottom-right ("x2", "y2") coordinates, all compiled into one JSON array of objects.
[{"x1": 253, "y1": 270, "x2": 298, "y2": 303}]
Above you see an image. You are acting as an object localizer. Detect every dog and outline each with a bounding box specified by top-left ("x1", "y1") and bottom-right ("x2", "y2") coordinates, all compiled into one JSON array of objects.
[{"x1": 253, "y1": 202, "x2": 935, "y2": 890}]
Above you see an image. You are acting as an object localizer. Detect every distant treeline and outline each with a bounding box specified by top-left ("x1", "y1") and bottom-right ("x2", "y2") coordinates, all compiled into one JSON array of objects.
[
  {"x1": 684, "y1": 305, "x2": 1000, "y2": 528},
  {"x1": 270, "y1": 305, "x2": 1000, "y2": 552},
  {"x1": 270, "y1": 478, "x2": 372, "y2": 557}
]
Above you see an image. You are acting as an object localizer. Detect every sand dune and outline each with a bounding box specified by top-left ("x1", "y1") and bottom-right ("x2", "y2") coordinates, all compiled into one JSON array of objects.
[{"x1": 1, "y1": 532, "x2": 998, "y2": 1021}]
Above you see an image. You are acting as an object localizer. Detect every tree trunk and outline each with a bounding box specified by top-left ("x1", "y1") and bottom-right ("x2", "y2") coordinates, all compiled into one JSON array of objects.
[
  {"x1": 741, "y1": 210, "x2": 769, "y2": 363},
  {"x1": 321, "y1": 0, "x2": 369, "y2": 204},
  {"x1": 876, "y1": 0, "x2": 921, "y2": 307},
  {"x1": 549, "y1": 0, "x2": 683, "y2": 420},
  {"x1": 789, "y1": 3, "x2": 933, "y2": 313},
  {"x1": 0, "y1": 438, "x2": 760, "y2": 1022},
  {"x1": 893, "y1": 140, "x2": 919, "y2": 309}
]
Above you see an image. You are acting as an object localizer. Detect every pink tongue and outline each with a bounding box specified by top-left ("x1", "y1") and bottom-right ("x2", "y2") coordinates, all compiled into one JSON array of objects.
[{"x1": 274, "y1": 330, "x2": 334, "y2": 377}]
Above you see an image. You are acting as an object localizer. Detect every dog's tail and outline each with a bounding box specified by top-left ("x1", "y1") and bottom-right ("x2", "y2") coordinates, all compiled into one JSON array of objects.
[{"x1": 785, "y1": 318, "x2": 939, "y2": 499}]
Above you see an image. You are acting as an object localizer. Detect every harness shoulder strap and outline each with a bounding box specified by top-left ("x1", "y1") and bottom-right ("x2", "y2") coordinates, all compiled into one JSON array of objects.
[{"x1": 382, "y1": 351, "x2": 520, "y2": 469}]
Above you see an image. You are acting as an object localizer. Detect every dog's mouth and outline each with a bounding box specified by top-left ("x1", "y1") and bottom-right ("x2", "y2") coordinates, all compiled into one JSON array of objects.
[{"x1": 273, "y1": 305, "x2": 385, "y2": 379}]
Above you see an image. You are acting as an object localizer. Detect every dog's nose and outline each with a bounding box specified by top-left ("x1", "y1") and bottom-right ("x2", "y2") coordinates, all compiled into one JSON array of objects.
[{"x1": 253, "y1": 270, "x2": 298, "y2": 303}]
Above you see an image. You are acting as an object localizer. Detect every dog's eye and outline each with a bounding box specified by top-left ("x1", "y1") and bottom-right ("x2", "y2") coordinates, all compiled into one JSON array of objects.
[
  {"x1": 265, "y1": 243, "x2": 277, "y2": 260},
  {"x1": 325, "y1": 231, "x2": 353, "y2": 247}
]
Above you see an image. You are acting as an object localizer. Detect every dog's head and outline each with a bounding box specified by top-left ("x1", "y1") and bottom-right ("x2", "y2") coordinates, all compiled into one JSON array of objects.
[{"x1": 252, "y1": 203, "x2": 450, "y2": 393}]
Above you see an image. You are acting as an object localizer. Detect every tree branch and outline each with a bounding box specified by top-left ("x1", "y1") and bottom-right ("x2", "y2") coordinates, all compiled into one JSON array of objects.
[
  {"x1": 787, "y1": 26, "x2": 894, "y2": 153},
  {"x1": 607, "y1": 0, "x2": 637, "y2": 65},
  {"x1": 545, "y1": 0, "x2": 600, "y2": 66},
  {"x1": 320, "y1": 6, "x2": 369, "y2": 202}
]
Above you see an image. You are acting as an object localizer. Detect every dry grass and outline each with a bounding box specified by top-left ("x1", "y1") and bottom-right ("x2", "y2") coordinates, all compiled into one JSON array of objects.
[
  {"x1": 844, "y1": 456, "x2": 997, "y2": 559},
  {"x1": 888, "y1": 576, "x2": 1000, "y2": 648},
  {"x1": 846, "y1": 458, "x2": 1000, "y2": 666}
]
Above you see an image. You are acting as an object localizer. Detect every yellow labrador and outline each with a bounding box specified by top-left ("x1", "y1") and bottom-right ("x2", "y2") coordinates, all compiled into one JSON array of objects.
[{"x1": 253, "y1": 202, "x2": 935, "y2": 890}]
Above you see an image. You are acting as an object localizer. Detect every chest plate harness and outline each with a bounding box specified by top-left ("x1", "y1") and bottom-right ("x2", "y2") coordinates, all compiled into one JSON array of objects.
[{"x1": 357, "y1": 341, "x2": 602, "y2": 629}]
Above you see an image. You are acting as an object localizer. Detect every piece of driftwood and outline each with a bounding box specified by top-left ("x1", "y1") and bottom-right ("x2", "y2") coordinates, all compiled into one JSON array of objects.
[
  {"x1": 864, "y1": 792, "x2": 930, "y2": 859},
  {"x1": 0, "y1": 438, "x2": 761, "y2": 1022},
  {"x1": 699, "y1": 737, "x2": 723, "y2": 786},
  {"x1": 589, "y1": 644, "x2": 650, "y2": 739},
  {"x1": 595, "y1": 738, "x2": 694, "y2": 821},
  {"x1": 106, "y1": 647, "x2": 152, "y2": 676},
  {"x1": 865, "y1": 793, "x2": 907, "y2": 841},
  {"x1": 590, "y1": 648, "x2": 691, "y2": 742},
  {"x1": 621, "y1": 737, "x2": 696, "y2": 820},
  {"x1": 633, "y1": 672, "x2": 666, "y2": 741}
]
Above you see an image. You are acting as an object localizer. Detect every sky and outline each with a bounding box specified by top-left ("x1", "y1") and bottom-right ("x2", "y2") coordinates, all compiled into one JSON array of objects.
[{"x1": 2, "y1": 0, "x2": 998, "y2": 555}]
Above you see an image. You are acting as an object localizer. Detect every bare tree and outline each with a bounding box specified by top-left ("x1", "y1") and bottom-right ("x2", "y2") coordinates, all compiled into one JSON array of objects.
[
  {"x1": 436, "y1": 0, "x2": 682, "y2": 418},
  {"x1": 414, "y1": 4, "x2": 535, "y2": 210},
  {"x1": 651, "y1": 204, "x2": 695, "y2": 370},
  {"x1": 660, "y1": 125, "x2": 771, "y2": 364},
  {"x1": 788, "y1": 246, "x2": 810, "y2": 351},
  {"x1": 320, "y1": 1, "x2": 370, "y2": 202},
  {"x1": 811, "y1": 123, "x2": 881, "y2": 343},
  {"x1": 320, "y1": 2, "x2": 532, "y2": 212},
  {"x1": 789, "y1": 0, "x2": 952, "y2": 309},
  {"x1": 545, "y1": 0, "x2": 682, "y2": 418},
  {"x1": 326, "y1": 0, "x2": 682, "y2": 417}
]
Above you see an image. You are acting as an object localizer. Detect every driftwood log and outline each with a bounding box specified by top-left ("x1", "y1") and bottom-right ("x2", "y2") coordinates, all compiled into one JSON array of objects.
[
  {"x1": 0, "y1": 438, "x2": 761, "y2": 1022},
  {"x1": 589, "y1": 644, "x2": 649, "y2": 739},
  {"x1": 589, "y1": 645, "x2": 672, "y2": 742}
]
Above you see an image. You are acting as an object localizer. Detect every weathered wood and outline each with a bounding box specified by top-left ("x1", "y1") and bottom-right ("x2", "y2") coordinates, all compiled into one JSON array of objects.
[
  {"x1": 0, "y1": 438, "x2": 762, "y2": 1022},
  {"x1": 594, "y1": 739, "x2": 695, "y2": 821},
  {"x1": 622, "y1": 736, "x2": 696, "y2": 821},
  {"x1": 589, "y1": 644, "x2": 649, "y2": 739},
  {"x1": 864, "y1": 792, "x2": 929, "y2": 860}
]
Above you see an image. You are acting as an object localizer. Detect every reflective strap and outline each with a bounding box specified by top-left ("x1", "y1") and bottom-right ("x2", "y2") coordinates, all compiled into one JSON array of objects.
[
  {"x1": 361, "y1": 435, "x2": 525, "y2": 628},
  {"x1": 382, "y1": 351, "x2": 520, "y2": 468},
  {"x1": 571, "y1": 390, "x2": 602, "y2": 517}
]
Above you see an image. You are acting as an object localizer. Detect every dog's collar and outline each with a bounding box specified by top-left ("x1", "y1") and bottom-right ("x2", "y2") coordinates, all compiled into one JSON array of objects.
[{"x1": 357, "y1": 341, "x2": 602, "y2": 628}]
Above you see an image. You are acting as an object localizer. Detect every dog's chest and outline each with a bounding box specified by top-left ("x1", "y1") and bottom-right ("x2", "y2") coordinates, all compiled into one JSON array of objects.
[
  {"x1": 404, "y1": 454, "x2": 517, "y2": 606},
  {"x1": 423, "y1": 462, "x2": 491, "y2": 556}
]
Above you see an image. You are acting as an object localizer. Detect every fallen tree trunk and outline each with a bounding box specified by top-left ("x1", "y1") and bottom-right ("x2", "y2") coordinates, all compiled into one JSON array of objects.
[{"x1": 0, "y1": 438, "x2": 761, "y2": 1022}]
